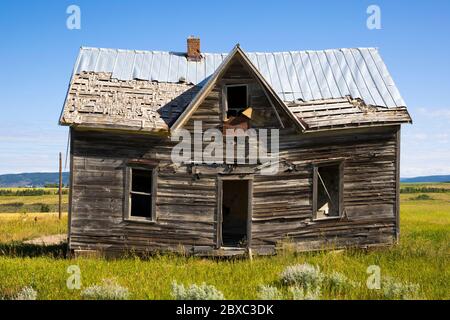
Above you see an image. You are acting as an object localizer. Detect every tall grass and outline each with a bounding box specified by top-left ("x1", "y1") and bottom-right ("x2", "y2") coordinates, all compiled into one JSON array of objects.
[
  {"x1": 0, "y1": 213, "x2": 67, "y2": 243},
  {"x1": 0, "y1": 188, "x2": 448, "y2": 300},
  {"x1": 0, "y1": 188, "x2": 69, "y2": 214}
]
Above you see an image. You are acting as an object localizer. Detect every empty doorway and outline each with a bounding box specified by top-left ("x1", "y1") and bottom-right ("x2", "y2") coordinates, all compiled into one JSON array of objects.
[{"x1": 220, "y1": 179, "x2": 251, "y2": 247}]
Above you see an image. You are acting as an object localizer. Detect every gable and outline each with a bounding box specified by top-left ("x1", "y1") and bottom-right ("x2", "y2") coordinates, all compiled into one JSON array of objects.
[
  {"x1": 183, "y1": 58, "x2": 285, "y2": 132},
  {"x1": 172, "y1": 46, "x2": 304, "y2": 132}
]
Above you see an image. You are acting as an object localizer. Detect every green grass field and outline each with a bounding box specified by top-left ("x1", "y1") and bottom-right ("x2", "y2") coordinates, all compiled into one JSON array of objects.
[
  {"x1": 0, "y1": 188, "x2": 69, "y2": 213},
  {"x1": 0, "y1": 185, "x2": 448, "y2": 300}
]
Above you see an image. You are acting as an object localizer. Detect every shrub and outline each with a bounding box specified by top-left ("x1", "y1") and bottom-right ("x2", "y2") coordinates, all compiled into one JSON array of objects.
[
  {"x1": 280, "y1": 263, "x2": 323, "y2": 289},
  {"x1": 44, "y1": 183, "x2": 59, "y2": 188},
  {"x1": 81, "y1": 279, "x2": 129, "y2": 300},
  {"x1": 13, "y1": 286, "x2": 37, "y2": 300},
  {"x1": 323, "y1": 271, "x2": 357, "y2": 292},
  {"x1": 1, "y1": 202, "x2": 24, "y2": 208},
  {"x1": 0, "y1": 188, "x2": 68, "y2": 196},
  {"x1": 290, "y1": 286, "x2": 321, "y2": 300},
  {"x1": 171, "y1": 281, "x2": 225, "y2": 300},
  {"x1": 410, "y1": 194, "x2": 433, "y2": 201},
  {"x1": 382, "y1": 277, "x2": 421, "y2": 300},
  {"x1": 40, "y1": 204, "x2": 51, "y2": 213},
  {"x1": 257, "y1": 285, "x2": 283, "y2": 300},
  {"x1": 0, "y1": 189, "x2": 49, "y2": 196},
  {"x1": 400, "y1": 187, "x2": 448, "y2": 194}
]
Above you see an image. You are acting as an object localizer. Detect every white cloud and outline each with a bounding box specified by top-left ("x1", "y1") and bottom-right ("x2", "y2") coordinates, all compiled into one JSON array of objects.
[
  {"x1": 415, "y1": 107, "x2": 450, "y2": 120},
  {"x1": 0, "y1": 122, "x2": 68, "y2": 175},
  {"x1": 400, "y1": 106, "x2": 450, "y2": 177},
  {"x1": 411, "y1": 133, "x2": 427, "y2": 141}
]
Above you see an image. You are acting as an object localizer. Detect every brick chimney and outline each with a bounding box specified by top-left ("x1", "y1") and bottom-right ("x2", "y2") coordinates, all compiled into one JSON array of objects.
[{"x1": 187, "y1": 36, "x2": 201, "y2": 61}]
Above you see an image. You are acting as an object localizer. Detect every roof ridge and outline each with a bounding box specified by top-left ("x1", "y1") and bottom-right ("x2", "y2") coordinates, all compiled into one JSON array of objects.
[{"x1": 79, "y1": 46, "x2": 379, "y2": 55}]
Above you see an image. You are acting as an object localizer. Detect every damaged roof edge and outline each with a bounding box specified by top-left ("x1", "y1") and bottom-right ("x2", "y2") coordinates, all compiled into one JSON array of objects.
[{"x1": 59, "y1": 47, "x2": 84, "y2": 126}]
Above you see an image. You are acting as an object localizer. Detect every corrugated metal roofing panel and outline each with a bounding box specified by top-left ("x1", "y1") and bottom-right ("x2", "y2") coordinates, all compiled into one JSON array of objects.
[
  {"x1": 94, "y1": 49, "x2": 116, "y2": 73},
  {"x1": 358, "y1": 48, "x2": 396, "y2": 107},
  {"x1": 282, "y1": 52, "x2": 301, "y2": 98},
  {"x1": 273, "y1": 52, "x2": 293, "y2": 100},
  {"x1": 158, "y1": 52, "x2": 170, "y2": 83},
  {"x1": 368, "y1": 48, "x2": 405, "y2": 107},
  {"x1": 132, "y1": 52, "x2": 144, "y2": 80},
  {"x1": 309, "y1": 51, "x2": 333, "y2": 98},
  {"x1": 341, "y1": 48, "x2": 376, "y2": 106},
  {"x1": 289, "y1": 51, "x2": 313, "y2": 101},
  {"x1": 352, "y1": 48, "x2": 386, "y2": 107},
  {"x1": 332, "y1": 49, "x2": 363, "y2": 100},
  {"x1": 139, "y1": 51, "x2": 153, "y2": 80},
  {"x1": 317, "y1": 50, "x2": 342, "y2": 98},
  {"x1": 204, "y1": 54, "x2": 216, "y2": 81},
  {"x1": 72, "y1": 47, "x2": 406, "y2": 108},
  {"x1": 299, "y1": 51, "x2": 322, "y2": 100}
]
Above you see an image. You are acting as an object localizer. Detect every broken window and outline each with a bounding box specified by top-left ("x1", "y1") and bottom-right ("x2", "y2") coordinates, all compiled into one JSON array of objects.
[
  {"x1": 226, "y1": 85, "x2": 248, "y2": 118},
  {"x1": 127, "y1": 167, "x2": 156, "y2": 221},
  {"x1": 313, "y1": 162, "x2": 343, "y2": 220}
]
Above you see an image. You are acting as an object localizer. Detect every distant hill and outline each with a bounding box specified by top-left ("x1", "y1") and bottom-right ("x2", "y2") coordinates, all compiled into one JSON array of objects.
[
  {"x1": 401, "y1": 175, "x2": 450, "y2": 183},
  {"x1": 0, "y1": 172, "x2": 69, "y2": 187},
  {"x1": 1, "y1": 172, "x2": 449, "y2": 187}
]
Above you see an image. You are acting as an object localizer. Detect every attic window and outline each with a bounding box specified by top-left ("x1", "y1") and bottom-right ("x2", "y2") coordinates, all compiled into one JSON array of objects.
[
  {"x1": 226, "y1": 85, "x2": 248, "y2": 118},
  {"x1": 125, "y1": 167, "x2": 156, "y2": 222},
  {"x1": 313, "y1": 162, "x2": 343, "y2": 220}
]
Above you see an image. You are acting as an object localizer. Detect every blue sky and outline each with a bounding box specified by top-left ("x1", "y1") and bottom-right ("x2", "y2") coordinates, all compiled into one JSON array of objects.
[{"x1": 0, "y1": 0, "x2": 449, "y2": 177}]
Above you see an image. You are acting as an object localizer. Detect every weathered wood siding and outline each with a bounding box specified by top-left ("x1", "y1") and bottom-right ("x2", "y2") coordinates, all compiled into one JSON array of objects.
[
  {"x1": 252, "y1": 127, "x2": 399, "y2": 252},
  {"x1": 70, "y1": 129, "x2": 217, "y2": 254}
]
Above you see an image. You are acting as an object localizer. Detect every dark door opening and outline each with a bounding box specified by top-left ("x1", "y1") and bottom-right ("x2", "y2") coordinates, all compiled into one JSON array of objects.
[{"x1": 221, "y1": 180, "x2": 249, "y2": 247}]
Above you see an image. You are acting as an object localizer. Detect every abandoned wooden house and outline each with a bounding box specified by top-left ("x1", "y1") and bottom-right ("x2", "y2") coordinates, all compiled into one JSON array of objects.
[{"x1": 59, "y1": 37, "x2": 412, "y2": 256}]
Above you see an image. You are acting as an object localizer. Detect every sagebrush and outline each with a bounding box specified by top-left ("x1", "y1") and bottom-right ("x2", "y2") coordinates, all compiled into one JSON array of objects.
[{"x1": 171, "y1": 281, "x2": 225, "y2": 300}]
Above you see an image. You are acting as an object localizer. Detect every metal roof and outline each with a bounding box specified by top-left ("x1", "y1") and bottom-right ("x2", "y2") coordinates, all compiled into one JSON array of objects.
[{"x1": 74, "y1": 46, "x2": 406, "y2": 108}]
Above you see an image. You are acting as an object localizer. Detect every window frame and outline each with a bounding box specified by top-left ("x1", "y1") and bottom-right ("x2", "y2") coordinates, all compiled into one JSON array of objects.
[
  {"x1": 222, "y1": 84, "x2": 249, "y2": 120},
  {"x1": 312, "y1": 160, "x2": 344, "y2": 221},
  {"x1": 124, "y1": 165, "x2": 157, "y2": 223}
]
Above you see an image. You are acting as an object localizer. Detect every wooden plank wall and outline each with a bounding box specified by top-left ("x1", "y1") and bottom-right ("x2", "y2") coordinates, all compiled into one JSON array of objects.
[
  {"x1": 70, "y1": 130, "x2": 217, "y2": 254},
  {"x1": 252, "y1": 127, "x2": 398, "y2": 252}
]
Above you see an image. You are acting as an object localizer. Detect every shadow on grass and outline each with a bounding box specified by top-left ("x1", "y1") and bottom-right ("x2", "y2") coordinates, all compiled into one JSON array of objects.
[{"x1": 0, "y1": 242, "x2": 67, "y2": 258}]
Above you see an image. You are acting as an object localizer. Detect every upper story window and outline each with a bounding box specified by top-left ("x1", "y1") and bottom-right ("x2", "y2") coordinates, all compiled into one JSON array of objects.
[
  {"x1": 313, "y1": 162, "x2": 344, "y2": 220},
  {"x1": 125, "y1": 166, "x2": 157, "y2": 222},
  {"x1": 226, "y1": 85, "x2": 248, "y2": 118}
]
